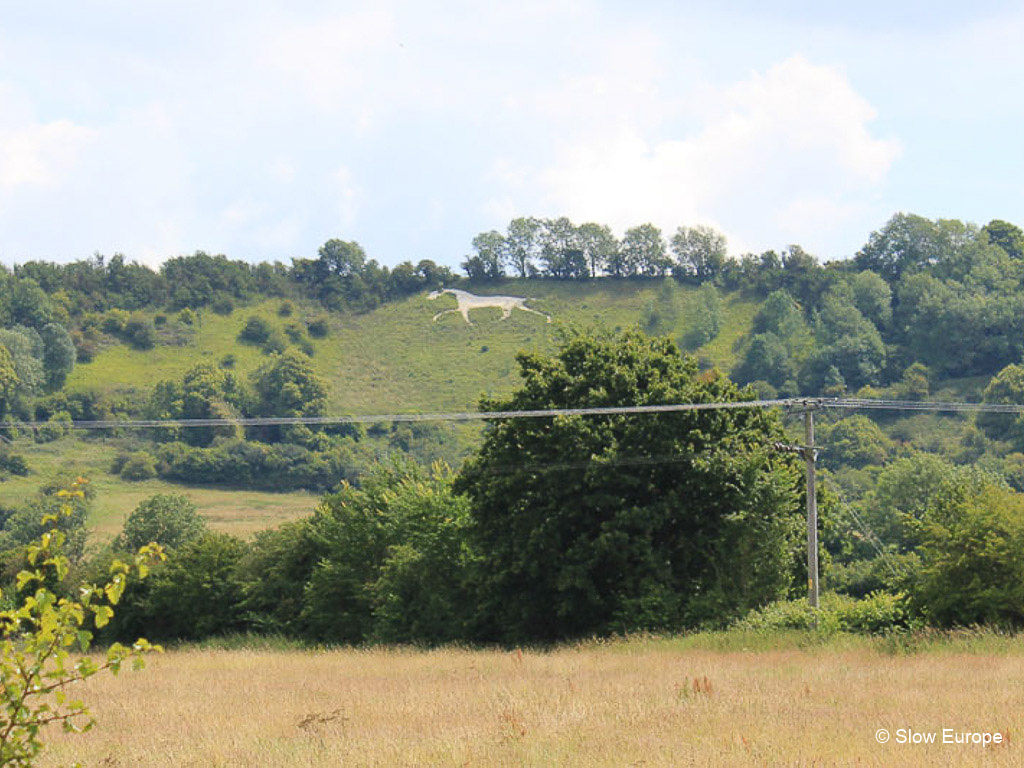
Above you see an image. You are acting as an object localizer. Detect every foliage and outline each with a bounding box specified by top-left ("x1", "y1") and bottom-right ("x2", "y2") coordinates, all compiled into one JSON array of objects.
[
  {"x1": 977, "y1": 363, "x2": 1024, "y2": 444},
  {"x1": 733, "y1": 592, "x2": 916, "y2": 634},
  {"x1": 457, "y1": 328, "x2": 805, "y2": 642},
  {"x1": 819, "y1": 416, "x2": 892, "y2": 469},
  {"x1": 117, "y1": 494, "x2": 207, "y2": 553},
  {"x1": 301, "y1": 460, "x2": 473, "y2": 644},
  {"x1": 913, "y1": 480, "x2": 1024, "y2": 627},
  {"x1": 670, "y1": 225, "x2": 728, "y2": 283},
  {"x1": 680, "y1": 284, "x2": 723, "y2": 350},
  {"x1": 119, "y1": 452, "x2": 158, "y2": 481},
  {"x1": 0, "y1": 480, "x2": 162, "y2": 766}
]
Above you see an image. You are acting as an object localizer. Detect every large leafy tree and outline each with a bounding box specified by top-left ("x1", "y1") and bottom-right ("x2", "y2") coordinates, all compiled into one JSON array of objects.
[
  {"x1": 670, "y1": 225, "x2": 727, "y2": 283},
  {"x1": 457, "y1": 328, "x2": 805, "y2": 642}
]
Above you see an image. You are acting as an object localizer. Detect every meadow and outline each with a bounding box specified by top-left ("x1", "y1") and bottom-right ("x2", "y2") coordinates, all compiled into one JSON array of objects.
[
  {"x1": 0, "y1": 436, "x2": 316, "y2": 541},
  {"x1": 37, "y1": 632, "x2": 1023, "y2": 767},
  {"x1": 65, "y1": 280, "x2": 759, "y2": 415}
]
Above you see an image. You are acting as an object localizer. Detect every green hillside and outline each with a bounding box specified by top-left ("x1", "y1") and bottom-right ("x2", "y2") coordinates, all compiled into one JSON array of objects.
[
  {"x1": 66, "y1": 280, "x2": 758, "y2": 414},
  {"x1": 6, "y1": 281, "x2": 756, "y2": 543}
]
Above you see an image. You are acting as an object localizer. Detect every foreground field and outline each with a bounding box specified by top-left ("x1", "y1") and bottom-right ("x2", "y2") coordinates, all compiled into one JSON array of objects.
[{"x1": 40, "y1": 634, "x2": 1022, "y2": 766}]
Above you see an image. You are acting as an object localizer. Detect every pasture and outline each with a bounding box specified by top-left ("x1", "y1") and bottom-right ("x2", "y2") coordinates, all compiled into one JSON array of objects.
[{"x1": 38, "y1": 633, "x2": 1023, "y2": 766}]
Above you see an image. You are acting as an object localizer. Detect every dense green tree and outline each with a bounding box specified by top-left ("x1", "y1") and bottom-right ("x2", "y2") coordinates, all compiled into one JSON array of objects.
[
  {"x1": 982, "y1": 219, "x2": 1024, "y2": 260},
  {"x1": 671, "y1": 225, "x2": 727, "y2": 283},
  {"x1": 462, "y1": 231, "x2": 506, "y2": 280},
  {"x1": 0, "y1": 345, "x2": 17, "y2": 417},
  {"x1": 301, "y1": 461, "x2": 472, "y2": 643},
  {"x1": 849, "y1": 271, "x2": 892, "y2": 330},
  {"x1": 39, "y1": 322, "x2": 76, "y2": 388},
  {"x1": 977, "y1": 363, "x2": 1024, "y2": 444},
  {"x1": 819, "y1": 416, "x2": 892, "y2": 470},
  {"x1": 0, "y1": 326, "x2": 44, "y2": 397},
  {"x1": 680, "y1": 284, "x2": 723, "y2": 350},
  {"x1": 116, "y1": 494, "x2": 208, "y2": 553},
  {"x1": 456, "y1": 329, "x2": 805, "y2": 642},
  {"x1": 621, "y1": 224, "x2": 670, "y2": 277},
  {"x1": 538, "y1": 217, "x2": 586, "y2": 279},
  {"x1": 913, "y1": 480, "x2": 1024, "y2": 626},
  {"x1": 577, "y1": 222, "x2": 619, "y2": 277},
  {"x1": 503, "y1": 217, "x2": 542, "y2": 278}
]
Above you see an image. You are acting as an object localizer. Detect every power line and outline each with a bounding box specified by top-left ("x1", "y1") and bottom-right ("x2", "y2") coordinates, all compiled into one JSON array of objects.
[
  {"x1": 1, "y1": 396, "x2": 1022, "y2": 431},
  {"x1": 0, "y1": 399, "x2": 794, "y2": 431}
]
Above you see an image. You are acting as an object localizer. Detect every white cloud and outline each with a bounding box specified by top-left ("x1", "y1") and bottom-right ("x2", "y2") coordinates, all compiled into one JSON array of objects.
[
  {"x1": 0, "y1": 87, "x2": 95, "y2": 193},
  {"x1": 524, "y1": 56, "x2": 901, "y2": 253}
]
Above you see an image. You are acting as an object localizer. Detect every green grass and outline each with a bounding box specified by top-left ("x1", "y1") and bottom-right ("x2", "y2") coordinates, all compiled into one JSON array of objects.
[
  {"x1": 0, "y1": 435, "x2": 317, "y2": 543},
  {"x1": 47, "y1": 282, "x2": 761, "y2": 540},
  {"x1": 66, "y1": 282, "x2": 759, "y2": 416}
]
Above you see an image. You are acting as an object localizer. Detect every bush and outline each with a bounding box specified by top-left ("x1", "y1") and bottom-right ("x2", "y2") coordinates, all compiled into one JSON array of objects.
[
  {"x1": 34, "y1": 411, "x2": 72, "y2": 443},
  {"x1": 0, "y1": 480, "x2": 163, "y2": 764},
  {"x1": 101, "y1": 309, "x2": 130, "y2": 335},
  {"x1": 306, "y1": 317, "x2": 329, "y2": 338},
  {"x1": 119, "y1": 451, "x2": 158, "y2": 481},
  {"x1": 153, "y1": 313, "x2": 168, "y2": 327},
  {"x1": 211, "y1": 294, "x2": 235, "y2": 315},
  {"x1": 238, "y1": 315, "x2": 272, "y2": 345},
  {"x1": 220, "y1": 353, "x2": 236, "y2": 369},
  {"x1": 117, "y1": 493, "x2": 207, "y2": 553},
  {"x1": 278, "y1": 300, "x2": 295, "y2": 317},
  {"x1": 177, "y1": 308, "x2": 196, "y2": 326},
  {"x1": 734, "y1": 592, "x2": 916, "y2": 634},
  {"x1": 0, "y1": 451, "x2": 29, "y2": 476},
  {"x1": 124, "y1": 315, "x2": 156, "y2": 350}
]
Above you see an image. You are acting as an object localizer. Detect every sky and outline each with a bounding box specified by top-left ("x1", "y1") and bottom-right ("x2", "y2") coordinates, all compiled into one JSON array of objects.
[{"x1": 1, "y1": 1, "x2": 1022, "y2": 269}]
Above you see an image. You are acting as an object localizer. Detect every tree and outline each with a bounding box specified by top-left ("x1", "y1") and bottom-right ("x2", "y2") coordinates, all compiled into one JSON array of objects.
[
  {"x1": 463, "y1": 231, "x2": 505, "y2": 280},
  {"x1": 117, "y1": 494, "x2": 207, "y2": 553},
  {"x1": 671, "y1": 225, "x2": 727, "y2": 283},
  {"x1": 0, "y1": 480, "x2": 162, "y2": 765},
  {"x1": 621, "y1": 224, "x2": 670, "y2": 277},
  {"x1": 456, "y1": 328, "x2": 805, "y2": 642},
  {"x1": 39, "y1": 323, "x2": 75, "y2": 389},
  {"x1": 576, "y1": 222, "x2": 618, "y2": 277},
  {"x1": 849, "y1": 271, "x2": 892, "y2": 330},
  {"x1": 503, "y1": 217, "x2": 542, "y2": 278},
  {"x1": 913, "y1": 480, "x2": 1024, "y2": 626},
  {"x1": 301, "y1": 461, "x2": 473, "y2": 644},
  {"x1": 983, "y1": 219, "x2": 1024, "y2": 260},
  {"x1": 0, "y1": 346, "x2": 17, "y2": 418},
  {"x1": 251, "y1": 349, "x2": 327, "y2": 419},
  {"x1": 977, "y1": 363, "x2": 1024, "y2": 444}
]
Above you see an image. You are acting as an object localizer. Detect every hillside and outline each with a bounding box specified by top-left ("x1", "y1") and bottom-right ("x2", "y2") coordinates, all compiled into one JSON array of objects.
[{"x1": 65, "y1": 280, "x2": 758, "y2": 414}]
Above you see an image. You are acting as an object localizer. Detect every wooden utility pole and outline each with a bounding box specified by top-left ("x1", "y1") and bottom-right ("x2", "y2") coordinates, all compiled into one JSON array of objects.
[
  {"x1": 772, "y1": 398, "x2": 820, "y2": 608},
  {"x1": 804, "y1": 407, "x2": 819, "y2": 608}
]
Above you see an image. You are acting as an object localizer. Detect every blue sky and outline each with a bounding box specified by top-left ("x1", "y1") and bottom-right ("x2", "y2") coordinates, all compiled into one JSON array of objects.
[{"x1": 1, "y1": 1, "x2": 1022, "y2": 268}]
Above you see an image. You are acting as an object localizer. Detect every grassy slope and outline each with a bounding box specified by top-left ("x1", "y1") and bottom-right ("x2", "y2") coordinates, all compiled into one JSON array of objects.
[
  {"x1": 7, "y1": 281, "x2": 757, "y2": 542},
  {"x1": 0, "y1": 437, "x2": 316, "y2": 542},
  {"x1": 66, "y1": 281, "x2": 759, "y2": 414}
]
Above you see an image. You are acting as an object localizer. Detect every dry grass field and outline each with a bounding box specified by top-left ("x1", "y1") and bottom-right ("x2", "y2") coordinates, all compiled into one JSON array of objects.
[{"x1": 37, "y1": 634, "x2": 1024, "y2": 767}]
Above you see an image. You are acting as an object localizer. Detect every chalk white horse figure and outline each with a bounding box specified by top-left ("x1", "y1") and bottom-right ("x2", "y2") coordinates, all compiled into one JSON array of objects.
[{"x1": 427, "y1": 288, "x2": 551, "y2": 325}]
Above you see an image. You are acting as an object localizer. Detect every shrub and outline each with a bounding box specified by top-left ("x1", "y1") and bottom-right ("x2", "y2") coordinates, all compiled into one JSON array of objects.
[
  {"x1": 734, "y1": 592, "x2": 916, "y2": 634},
  {"x1": 278, "y1": 300, "x2": 295, "y2": 317},
  {"x1": 117, "y1": 493, "x2": 207, "y2": 553},
  {"x1": 306, "y1": 317, "x2": 329, "y2": 339},
  {"x1": 238, "y1": 315, "x2": 272, "y2": 345},
  {"x1": 211, "y1": 295, "x2": 235, "y2": 315},
  {"x1": 0, "y1": 451, "x2": 29, "y2": 477},
  {"x1": 220, "y1": 353, "x2": 236, "y2": 369},
  {"x1": 119, "y1": 451, "x2": 158, "y2": 481},
  {"x1": 177, "y1": 308, "x2": 196, "y2": 326},
  {"x1": 153, "y1": 313, "x2": 168, "y2": 327},
  {"x1": 101, "y1": 309, "x2": 130, "y2": 335},
  {"x1": 34, "y1": 411, "x2": 72, "y2": 443},
  {"x1": 0, "y1": 482, "x2": 163, "y2": 764},
  {"x1": 124, "y1": 315, "x2": 156, "y2": 350}
]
